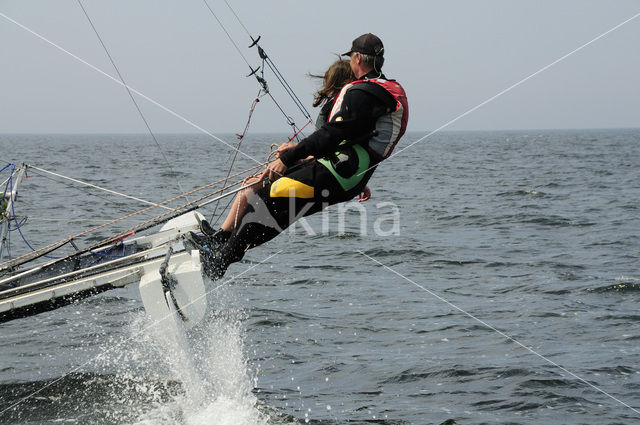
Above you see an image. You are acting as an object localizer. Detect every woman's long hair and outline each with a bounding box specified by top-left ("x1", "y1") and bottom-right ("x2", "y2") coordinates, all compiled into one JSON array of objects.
[{"x1": 309, "y1": 59, "x2": 355, "y2": 107}]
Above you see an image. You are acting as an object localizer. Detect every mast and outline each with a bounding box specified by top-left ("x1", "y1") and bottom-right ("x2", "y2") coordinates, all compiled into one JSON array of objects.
[{"x1": 0, "y1": 163, "x2": 27, "y2": 262}]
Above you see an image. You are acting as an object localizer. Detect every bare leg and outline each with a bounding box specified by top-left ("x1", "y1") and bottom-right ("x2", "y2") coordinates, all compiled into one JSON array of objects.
[{"x1": 221, "y1": 177, "x2": 261, "y2": 232}]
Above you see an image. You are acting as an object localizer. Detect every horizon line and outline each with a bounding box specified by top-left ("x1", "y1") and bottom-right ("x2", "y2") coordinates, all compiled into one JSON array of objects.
[{"x1": 1, "y1": 126, "x2": 639, "y2": 136}]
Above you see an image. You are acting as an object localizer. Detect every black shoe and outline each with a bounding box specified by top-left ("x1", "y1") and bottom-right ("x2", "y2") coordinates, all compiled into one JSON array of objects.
[
  {"x1": 184, "y1": 228, "x2": 229, "y2": 250},
  {"x1": 210, "y1": 228, "x2": 231, "y2": 247},
  {"x1": 183, "y1": 231, "x2": 227, "y2": 280},
  {"x1": 184, "y1": 231, "x2": 209, "y2": 247},
  {"x1": 199, "y1": 218, "x2": 216, "y2": 237}
]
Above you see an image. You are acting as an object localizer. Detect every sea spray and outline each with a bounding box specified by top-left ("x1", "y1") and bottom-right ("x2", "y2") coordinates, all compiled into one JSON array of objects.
[{"x1": 109, "y1": 290, "x2": 268, "y2": 425}]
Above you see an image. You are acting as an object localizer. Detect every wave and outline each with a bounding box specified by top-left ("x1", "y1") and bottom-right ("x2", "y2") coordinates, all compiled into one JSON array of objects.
[
  {"x1": 590, "y1": 277, "x2": 640, "y2": 293},
  {"x1": 496, "y1": 189, "x2": 549, "y2": 197}
]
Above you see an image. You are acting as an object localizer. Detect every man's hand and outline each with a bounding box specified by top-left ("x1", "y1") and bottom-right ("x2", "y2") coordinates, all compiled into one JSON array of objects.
[
  {"x1": 276, "y1": 142, "x2": 296, "y2": 157},
  {"x1": 358, "y1": 186, "x2": 371, "y2": 202},
  {"x1": 260, "y1": 158, "x2": 287, "y2": 182}
]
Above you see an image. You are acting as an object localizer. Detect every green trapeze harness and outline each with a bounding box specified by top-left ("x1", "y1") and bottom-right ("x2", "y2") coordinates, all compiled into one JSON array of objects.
[{"x1": 317, "y1": 141, "x2": 370, "y2": 191}]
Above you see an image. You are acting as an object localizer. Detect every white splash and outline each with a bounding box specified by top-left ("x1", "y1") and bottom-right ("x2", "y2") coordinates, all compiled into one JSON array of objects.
[
  {"x1": 127, "y1": 302, "x2": 267, "y2": 425},
  {"x1": 615, "y1": 275, "x2": 640, "y2": 282}
]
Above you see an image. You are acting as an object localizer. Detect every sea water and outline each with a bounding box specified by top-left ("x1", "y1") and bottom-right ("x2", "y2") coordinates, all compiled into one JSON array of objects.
[{"x1": 0, "y1": 130, "x2": 639, "y2": 424}]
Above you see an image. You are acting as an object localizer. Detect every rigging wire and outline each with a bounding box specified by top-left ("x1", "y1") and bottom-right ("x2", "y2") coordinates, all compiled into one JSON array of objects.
[
  {"x1": 199, "y1": 0, "x2": 313, "y2": 225},
  {"x1": 198, "y1": 0, "x2": 316, "y2": 225},
  {"x1": 2, "y1": 162, "x2": 164, "y2": 264},
  {"x1": 202, "y1": 0, "x2": 312, "y2": 138},
  {"x1": 223, "y1": 0, "x2": 312, "y2": 121},
  {"x1": 0, "y1": 164, "x2": 17, "y2": 261},
  {"x1": 200, "y1": 0, "x2": 254, "y2": 70},
  {"x1": 0, "y1": 177, "x2": 264, "y2": 274},
  {"x1": 1, "y1": 164, "x2": 11, "y2": 201},
  {"x1": 1, "y1": 164, "x2": 57, "y2": 260},
  {"x1": 209, "y1": 94, "x2": 261, "y2": 223},
  {"x1": 222, "y1": 0, "x2": 252, "y2": 37},
  {"x1": 0, "y1": 161, "x2": 267, "y2": 271},
  {"x1": 252, "y1": 53, "x2": 312, "y2": 138},
  {"x1": 262, "y1": 51, "x2": 312, "y2": 122},
  {"x1": 1, "y1": 11, "x2": 273, "y2": 174},
  {"x1": 28, "y1": 165, "x2": 174, "y2": 211},
  {"x1": 75, "y1": 0, "x2": 188, "y2": 199},
  {"x1": 7, "y1": 169, "x2": 57, "y2": 259},
  {"x1": 26, "y1": 168, "x2": 160, "y2": 218},
  {"x1": 0, "y1": 162, "x2": 16, "y2": 189}
]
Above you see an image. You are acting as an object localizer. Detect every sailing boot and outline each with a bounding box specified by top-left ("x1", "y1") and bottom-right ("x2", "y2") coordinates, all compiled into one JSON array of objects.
[
  {"x1": 199, "y1": 218, "x2": 216, "y2": 237},
  {"x1": 183, "y1": 231, "x2": 230, "y2": 281},
  {"x1": 186, "y1": 227, "x2": 231, "y2": 251}
]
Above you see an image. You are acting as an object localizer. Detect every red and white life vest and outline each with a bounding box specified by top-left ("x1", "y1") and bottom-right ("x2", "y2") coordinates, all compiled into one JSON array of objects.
[{"x1": 328, "y1": 78, "x2": 409, "y2": 160}]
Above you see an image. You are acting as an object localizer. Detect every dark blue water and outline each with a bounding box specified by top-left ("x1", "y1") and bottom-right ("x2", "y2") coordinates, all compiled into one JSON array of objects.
[{"x1": 0, "y1": 130, "x2": 639, "y2": 424}]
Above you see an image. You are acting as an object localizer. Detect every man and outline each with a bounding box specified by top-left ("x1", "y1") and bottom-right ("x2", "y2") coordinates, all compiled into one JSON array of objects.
[{"x1": 186, "y1": 33, "x2": 409, "y2": 280}]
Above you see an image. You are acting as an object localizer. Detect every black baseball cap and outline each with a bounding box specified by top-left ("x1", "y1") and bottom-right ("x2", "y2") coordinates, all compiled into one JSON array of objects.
[{"x1": 341, "y1": 33, "x2": 384, "y2": 57}]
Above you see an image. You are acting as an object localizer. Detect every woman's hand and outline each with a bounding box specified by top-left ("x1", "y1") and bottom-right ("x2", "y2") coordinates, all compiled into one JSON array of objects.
[
  {"x1": 243, "y1": 175, "x2": 261, "y2": 185},
  {"x1": 358, "y1": 186, "x2": 371, "y2": 202}
]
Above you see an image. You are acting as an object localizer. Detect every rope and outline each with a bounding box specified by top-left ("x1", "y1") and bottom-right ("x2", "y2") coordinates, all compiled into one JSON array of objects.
[
  {"x1": 287, "y1": 119, "x2": 314, "y2": 143},
  {"x1": 24, "y1": 217, "x2": 139, "y2": 223},
  {"x1": 87, "y1": 242, "x2": 127, "y2": 268},
  {"x1": 0, "y1": 161, "x2": 267, "y2": 271},
  {"x1": 211, "y1": 145, "x2": 279, "y2": 228},
  {"x1": 197, "y1": 0, "x2": 315, "y2": 226},
  {"x1": 210, "y1": 96, "x2": 261, "y2": 222},
  {"x1": 236, "y1": 97, "x2": 260, "y2": 141},
  {"x1": 223, "y1": 0, "x2": 252, "y2": 37},
  {"x1": 8, "y1": 173, "x2": 56, "y2": 259},
  {"x1": 1, "y1": 163, "x2": 19, "y2": 202},
  {"x1": 0, "y1": 163, "x2": 12, "y2": 182},
  {"x1": 0, "y1": 177, "x2": 265, "y2": 276},
  {"x1": 262, "y1": 55, "x2": 312, "y2": 120},
  {"x1": 1, "y1": 164, "x2": 16, "y2": 261},
  {"x1": 211, "y1": 193, "x2": 235, "y2": 227},
  {"x1": 1, "y1": 164, "x2": 55, "y2": 261},
  {"x1": 1, "y1": 164, "x2": 12, "y2": 204}
]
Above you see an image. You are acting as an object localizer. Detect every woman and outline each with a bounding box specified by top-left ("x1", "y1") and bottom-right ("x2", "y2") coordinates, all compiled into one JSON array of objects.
[
  {"x1": 311, "y1": 58, "x2": 355, "y2": 128},
  {"x1": 277, "y1": 59, "x2": 371, "y2": 199},
  {"x1": 190, "y1": 59, "x2": 370, "y2": 271}
]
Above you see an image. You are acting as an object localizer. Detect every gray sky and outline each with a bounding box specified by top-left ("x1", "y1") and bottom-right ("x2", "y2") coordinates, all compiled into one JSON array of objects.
[{"x1": 1, "y1": 0, "x2": 639, "y2": 134}]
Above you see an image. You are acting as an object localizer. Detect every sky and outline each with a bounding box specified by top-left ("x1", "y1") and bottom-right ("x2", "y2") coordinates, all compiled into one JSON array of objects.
[{"x1": 1, "y1": 0, "x2": 639, "y2": 134}]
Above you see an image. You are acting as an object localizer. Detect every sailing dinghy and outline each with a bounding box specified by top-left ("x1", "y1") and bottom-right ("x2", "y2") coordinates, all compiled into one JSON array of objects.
[
  {"x1": 1, "y1": 1, "x2": 314, "y2": 334},
  {"x1": 0, "y1": 161, "x2": 263, "y2": 333}
]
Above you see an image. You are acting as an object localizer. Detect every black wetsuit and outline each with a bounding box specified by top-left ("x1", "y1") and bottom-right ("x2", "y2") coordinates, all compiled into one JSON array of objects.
[{"x1": 214, "y1": 71, "x2": 397, "y2": 272}]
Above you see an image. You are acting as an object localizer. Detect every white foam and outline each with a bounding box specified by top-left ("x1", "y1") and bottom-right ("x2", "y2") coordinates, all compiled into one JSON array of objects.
[
  {"x1": 615, "y1": 275, "x2": 640, "y2": 282},
  {"x1": 126, "y1": 302, "x2": 267, "y2": 425}
]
